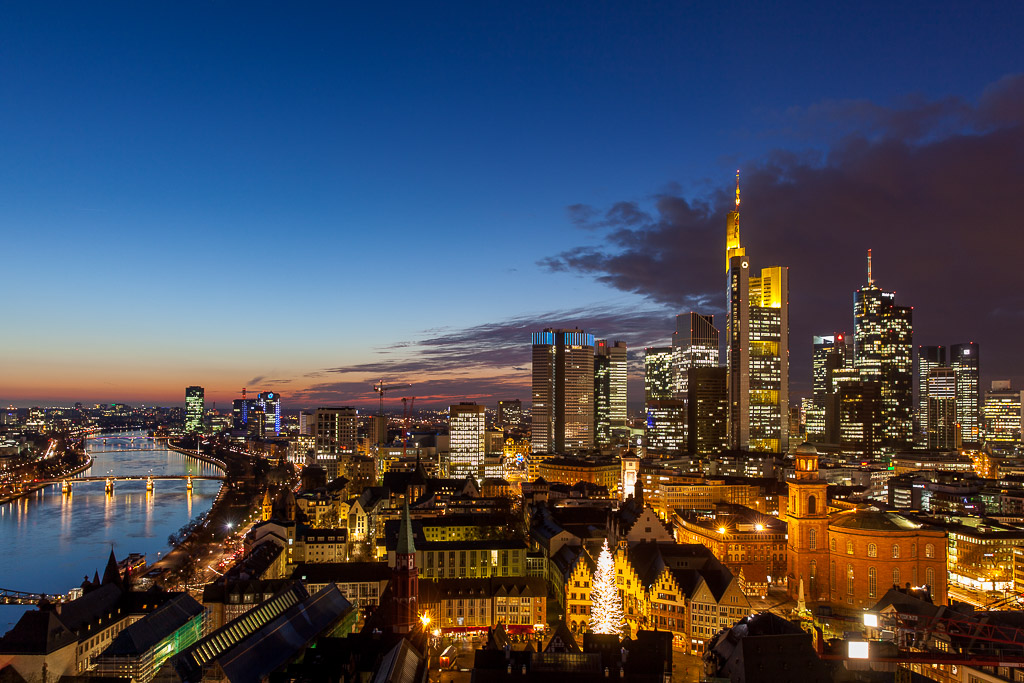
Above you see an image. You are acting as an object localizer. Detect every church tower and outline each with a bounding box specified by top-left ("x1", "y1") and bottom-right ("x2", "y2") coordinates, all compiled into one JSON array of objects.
[
  {"x1": 786, "y1": 443, "x2": 830, "y2": 604},
  {"x1": 261, "y1": 488, "x2": 273, "y2": 522},
  {"x1": 393, "y1": 501, "x2": 419, "y2": 633}
]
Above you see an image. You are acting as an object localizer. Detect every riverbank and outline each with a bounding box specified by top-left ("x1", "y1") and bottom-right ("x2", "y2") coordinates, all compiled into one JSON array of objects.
[
  {"x1": 165, "y1": 440, "x2": 227, "y2": 471},
  {"x1": 0, "y1": 452, "x2": 93, "y2": 505}
]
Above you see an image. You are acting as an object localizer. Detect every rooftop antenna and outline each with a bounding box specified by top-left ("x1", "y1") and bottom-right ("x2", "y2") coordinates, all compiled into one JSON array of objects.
[
  {"x1": 867, "y1": 249, "x2": 873, "y2": 285},
  {"x1": 735, "y1": 170, "x2": 741, "y2": 209}
]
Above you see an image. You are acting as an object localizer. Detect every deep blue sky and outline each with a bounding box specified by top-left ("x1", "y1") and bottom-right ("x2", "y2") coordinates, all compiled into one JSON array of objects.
[{"x1": 2, "y1": 2, "x2": 1022, "y2": 408}]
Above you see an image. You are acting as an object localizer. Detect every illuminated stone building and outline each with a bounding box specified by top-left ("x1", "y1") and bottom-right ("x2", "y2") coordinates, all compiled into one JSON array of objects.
[
  {"x1": 672, "y1": 504, "x2": 787, "y2": 594},
  {"x1": 672, "y1": 312, "x2": 719, "y2": 398},
  {"x1": 725, "y1": 173, "x2": 789, "y2": 453},
  {"x1": 853, "y1": 250, "x2": 913, "y2": 452},
  {"x1": 537, "y1": 456, "x2": 620, "y2": 492},
  {"x1": 184, "y1": 385, "x2": 204, "y2": 434},
  {"x1": 593, "y1": 339, "x2": 628, "y2": 446},
  {"x1": 531, "y1": 328, "x2": 595, "y2": 453},
  {"x1": 447, "y1": 402, "x2": 486, "y2": 480},
  {"x1": 785, "y1": 443, "x2": 947, "y2": 610}
]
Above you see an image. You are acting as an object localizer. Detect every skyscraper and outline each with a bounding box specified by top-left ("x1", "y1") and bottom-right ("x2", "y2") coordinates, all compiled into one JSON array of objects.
[
  {"x1": 725, "y1": 173, "x2": 789, "y2": 452},
  {"x1": 496, "y1": 399, "x2": 523, "y2": 429},
  {"x1": 185, "y1": 386, "x2": 204, "y2": 434},
  {"x1": 917, "y1": 345, "x2": 946, "y2": 443},
  {"x1": 982, "y1": 381, "x2": 1023, "y2": 453},
  {"x1": 593, "y1": 340, "x2": 628, "y2": 447},
  {"x1": 531, "y1": 328, "x2": 595, "y2": 453},
  {"x1": 672, "y1": 312, "x2": 719, "y2": 398},
  {"x1": 255, "y1": 391, "x2": 282, "y2": 438},
  {"x1": 950, "y1": 342, "x2": 980, "y2": 445},
  {"x1": 853, "y1": 251, "x2": 913, "y2": 452},
  {"x1": 644, "y1": 347, "x2": 674, "y2": 402},
  {"x1": 314, "y1": 407, "x2": 358, "y2": 479},
  {"x1": 645, "y1": 399, "x2": 687, "y2": 453},
  {"x1": 687, "y1": 367, "x2": 728, "y2": 455},
  {"x1": 926, "y1": 367, "x2": 958, "y2": 450},
  {"x1": 448, "y1": 402, "x2": 486, "y2": 480},
  {"x1": 808, "y1": 334, "x2": 850, "y2": 441}
]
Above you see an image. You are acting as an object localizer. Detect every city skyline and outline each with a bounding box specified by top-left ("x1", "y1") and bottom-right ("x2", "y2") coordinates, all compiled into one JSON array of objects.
[{"x1": 3, "y1": 3, "x2": 1024, "y2": 408}]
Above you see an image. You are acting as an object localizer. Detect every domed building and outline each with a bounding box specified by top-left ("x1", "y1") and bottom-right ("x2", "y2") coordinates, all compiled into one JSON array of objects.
[{"x1": 785, "y1": 443, "x2": 946, "y2": 610}]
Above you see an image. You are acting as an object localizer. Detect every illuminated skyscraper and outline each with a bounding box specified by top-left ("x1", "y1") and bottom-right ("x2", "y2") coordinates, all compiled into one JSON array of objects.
[
  {"x1": 853, "y1": 250, "x2": 913, "y2": 452},
  {"x1": 917, "y1": 345, "x2": 946, "y2": 443},
  {"x1": 496, "y1": 399, "x2": 523, "y2": 429},
  {"x1": 687, "y1": 367, "x2": 728, "y2": 455},
  {"x1": 644, "y1": 347, "x2": 674, "y2": 402},
  {"x1": 531, "y1": 328, "x2": 595, "y2": 453},
  {"x1": 594, "y1": 339, "x2": 628, "y2": 446},
  {"x1": 926, "y1": 367, "x2": 958, "y2": 450},
  {"x1": 448, "y1": 402, "x2": 486, "y2": 480},
  {"x1": 725, "y1": 173, "x2": 789, "y2": 452},
  {"x1": 982, "y1": 381, "x2": 1023, "y2": 453},
  {"x1": 950, "y1": 342, "x2": 980, "y2": 445},
  {"x1": 255, "y1": 391, "x2": 282, "y2": 438},
  {"x1": 672, "y1": 312, "x2": 719, "y2": 398},
  {"x1": 645, "y1": 399, "x2": 687, "y2": 453},
  {"x1": 808, "y1": 334, "x2": 850, "y2": 441},
  {"x1": 314, "y1": 406, "x2": 358, "y2": 479},
  {"x1": 837, "y1": 381, "x2": 882, "y2": 458},
  {"x1": 185, "y1": 386, "x2": 204, "y2": 434}
]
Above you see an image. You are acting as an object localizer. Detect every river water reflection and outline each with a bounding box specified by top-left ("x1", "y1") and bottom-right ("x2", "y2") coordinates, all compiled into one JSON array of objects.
[{"x1": 0, "y1": 431, "x2": 221, "y2": 631}]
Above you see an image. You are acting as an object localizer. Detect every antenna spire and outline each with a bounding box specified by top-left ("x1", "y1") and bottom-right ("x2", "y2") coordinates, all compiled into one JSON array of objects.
[
  {"x1": 735, "y1": 170, "x2": 741, "y2": 209},
  {"x1": 867, "y1": 249, "x2": 873, "y2": 286}
]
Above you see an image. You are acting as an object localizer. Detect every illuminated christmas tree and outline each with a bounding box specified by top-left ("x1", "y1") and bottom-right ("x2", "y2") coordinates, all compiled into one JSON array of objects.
[{"x1": 590, "y1": 538, "x2": 624, "y2": 635}]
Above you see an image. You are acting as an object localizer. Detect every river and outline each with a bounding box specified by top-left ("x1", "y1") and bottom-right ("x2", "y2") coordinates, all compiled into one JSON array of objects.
[{"x1": 0, "y1": 431, "x2": 222, "y2": 633}]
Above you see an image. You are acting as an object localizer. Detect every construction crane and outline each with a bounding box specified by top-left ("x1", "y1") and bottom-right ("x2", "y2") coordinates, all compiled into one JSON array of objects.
[
  {"x1": 401, "y1": 397, "x2": 417, "y2": 457},
  {"x1": 372, "y1": 380, "x2": 412, "y2": 419}
]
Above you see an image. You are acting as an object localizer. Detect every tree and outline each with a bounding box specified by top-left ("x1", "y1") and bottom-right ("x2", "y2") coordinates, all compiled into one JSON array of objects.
[{"x1": 590, "y1": 539, "x2": 624, "y2": 636}]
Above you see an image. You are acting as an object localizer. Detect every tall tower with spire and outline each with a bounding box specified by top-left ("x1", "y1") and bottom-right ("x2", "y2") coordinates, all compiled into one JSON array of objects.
[
  {"x1": 853, "y1": 250, "x2": 913, "y2": 452},
  {"x1": 392, "y1": 501, "x2": 419, "y2": 633},
  {"x1": 725, "y1": 173, "x2": 790, "y2": 453}
]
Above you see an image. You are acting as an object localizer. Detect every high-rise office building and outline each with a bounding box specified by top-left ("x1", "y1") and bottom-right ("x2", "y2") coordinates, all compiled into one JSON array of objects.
[
  {"x1": 314, "y1": 407, "x2": 358, "y2": 479},
  {"x1": 231, "y1": 397, "x2": 256, "y2": 431},
  {"x1": 837, "y1": 382, "x2": 882, "y2": 458},
  {"x1": 950, "y1": 342, "x2": 980, "y2": 445},
  {"x1": 917, "y1": 345, "x2": 946, "y2": 443},
  {"x1": 594, "y1": 340, "x2": 628, "y2": 446},
  {"x1": 687, "y1": 367, "x2": 728, "y2": 455},
  {"x1": 808, "y1": 335, "x2": 850, "y2": 441},
  {"x1": 644, "y1": 347, "x2": 674, "y2": 402},
  {"x1": 982, "y1": 381, "x2": 1023, "y2": 453},
  {"x1": 853, "y1": 250, "x2": 913, "y2": 452},
  {"x1": 672, "y1": 313, "x2": 719, "y2": 398},
  {"x1": 926, "y1": 367, "x2": 958, "y2": 450},
  {"x1": 531, "y1": 328, "x2": 595, "y2": 453},
  {"x1": 185, "y1": 386, "x2": 204, "y2": 434},
  {"x1": 255, "y1": 391, "x2": 281, "y2": 438},
  {"x1": 645, "y1": 400, "x2": 687, "y2": 453},
  {"x1": 448, "y1": 403, "x2": 486, "y2": 480},
  {"x1": 496, "y1": 399, "x2": 523, "y2": 429},
  {"x1": 725, "y1": 174, "x2": 789, "y2": 452}
]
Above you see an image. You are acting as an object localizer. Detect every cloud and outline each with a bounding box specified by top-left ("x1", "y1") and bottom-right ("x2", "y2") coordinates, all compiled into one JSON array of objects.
[
  {"x1": 291, "y1": 306, "x2": 680, "y2": 409},
  {"x1": 543, "y1": 74, "x2": 1024, "y2": 394}
]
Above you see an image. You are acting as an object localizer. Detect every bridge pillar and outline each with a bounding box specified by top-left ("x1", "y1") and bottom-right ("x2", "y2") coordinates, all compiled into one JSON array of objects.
[
  {"x1": 146, "y1": 476, "x2": 154, "y2": 493},
  {"x1": 62, "y1": 479, "x2": 71, "y2": 494},
  {"x1": 186, "y1": 476, "x2": 193, "y2": 492},
  {"x1": 105, "y1": 477, "x2": 114, "y2": 494}
]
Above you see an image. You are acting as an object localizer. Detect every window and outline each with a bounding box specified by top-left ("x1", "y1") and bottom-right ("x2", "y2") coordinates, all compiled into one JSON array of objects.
[
  {"x1": 808, "y1": 495, "x2": 817, "y2": 515},
  {"x1": 867, "y1": 543, "x2": 877, "y2": 558},
  {"x1": 809, "y1": 560, "x2": 817, "y2": 595},
  {"x1": 846, "y1": 564, "x2": 854, "y2": 595},
  {"x1": 846, "y1": 541, "x2": 854, "y2": 555},
  {"x1": 830, "y1": 560, "x2": 836, "y2": 587},
  {"x1": 926, "y1": 567, "x2": 935, "y2": 587},
  {"x1": 809, "y1": 528, "x2": 817, "y2": 550},
  {"x1": 925, "y1": 543, "x2": 935, "y2": 558},
  {"x1": 830, "y1": 538, "x2": 837, "y2": 552},
  {"x1": 868, "y1": 567, "x2": 877, "y2": 598},
  {"x1": 891, "y1": 544, "x2": 900, "y2": 559},
  {"x1": 892, "y1": 568, "x2": 900, "y2": 586}
]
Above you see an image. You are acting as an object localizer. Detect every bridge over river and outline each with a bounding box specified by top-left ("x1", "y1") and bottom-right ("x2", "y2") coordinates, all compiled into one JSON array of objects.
[{"x1": 34, "y1": 474, "x2": 225, "y2": 494}]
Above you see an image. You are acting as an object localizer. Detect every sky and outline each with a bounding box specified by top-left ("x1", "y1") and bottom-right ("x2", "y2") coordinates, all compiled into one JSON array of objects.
[{"x1": 2, "y1": 2, "x2": 1023, "y2": 411}]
